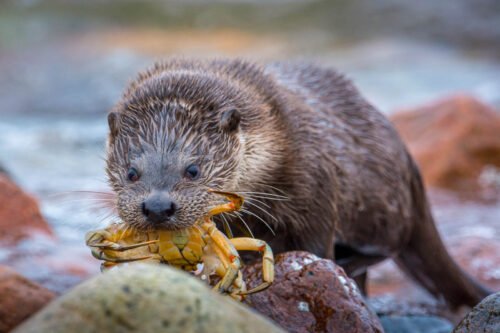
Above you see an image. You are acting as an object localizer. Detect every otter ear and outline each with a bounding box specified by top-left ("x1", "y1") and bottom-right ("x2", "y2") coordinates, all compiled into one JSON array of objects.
[
  {"x1": 108, "y1": 112, "x2": 120, "y2": 138},
  {"x1": 220, "y1": 109, "x2": 241, "y2": 132}
]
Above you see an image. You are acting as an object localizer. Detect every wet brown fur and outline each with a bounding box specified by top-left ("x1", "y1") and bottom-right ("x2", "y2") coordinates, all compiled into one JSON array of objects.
[{"x1": 106, "y1": 58, "x2": 489, "y2": 308}]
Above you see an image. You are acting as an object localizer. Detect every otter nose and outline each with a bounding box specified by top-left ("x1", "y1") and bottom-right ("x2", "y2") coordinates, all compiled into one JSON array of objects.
[{"x1": 142, "y1": 193, "x2": 177, "y2": 224}]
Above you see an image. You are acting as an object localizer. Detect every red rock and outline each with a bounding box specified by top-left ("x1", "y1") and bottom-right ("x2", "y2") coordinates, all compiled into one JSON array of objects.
[
  {"x1": 243, "y1": 251, "x2": 384, "y2": 333},
  {"x1": 391, "y1": 95, "x2": 500, "y2": 191},
  {"x1": 0, "y1": 265, "x2": 55, "y2": 332},
  {"x1": 0, "y1": 175, "x2": 53, "y2": 244}
]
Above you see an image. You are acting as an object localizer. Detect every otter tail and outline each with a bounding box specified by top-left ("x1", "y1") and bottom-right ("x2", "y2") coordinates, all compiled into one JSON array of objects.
[{"x1": 395, "y1": 156, "x2": 491, "y2": 309}]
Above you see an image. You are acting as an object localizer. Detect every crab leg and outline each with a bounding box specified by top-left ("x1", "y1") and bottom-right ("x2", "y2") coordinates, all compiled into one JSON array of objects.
[
  {"x1": 202, "y1": 221, "x2": 242, "y2": 294},
  {"x1": 230, "y1": 238, "x2": 274, "y2": 295},
  {"x1": 213, "y1": 262, "x2": 247, "y2": 301},
  {"x1": 210, "y1": 248, "x2": 239, "y2": 295}
]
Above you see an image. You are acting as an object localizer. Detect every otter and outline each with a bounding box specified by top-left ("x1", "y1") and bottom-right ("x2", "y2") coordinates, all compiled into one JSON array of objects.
[{"x1": 105, "y1": 58, "x2": 489, "y2": 309}]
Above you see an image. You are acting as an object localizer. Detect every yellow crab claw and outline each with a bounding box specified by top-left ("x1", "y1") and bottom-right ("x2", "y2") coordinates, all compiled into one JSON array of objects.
[
  {"x1": 89, "y1": 239, "x2": 159, "y2": 251},
  {"x1": 90, "y1": 247, "x2": 153, "y2": 263},
  {"x1": 207, "y1": 189, "x2": 244, "y2": 216}
]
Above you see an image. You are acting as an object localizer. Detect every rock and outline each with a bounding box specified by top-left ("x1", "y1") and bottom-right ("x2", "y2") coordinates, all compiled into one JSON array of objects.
[
  {"x1": 243, "y1": 251, "x2": 384, "y2": 333},
  {"x1": 453, "y1": 292, "x2": 500, "y2": 333},
  {"x1": 13, "y1": 263, "x2": 284, "y2": 333},
  {"x1": 380, "y1": 315, "x2": 453, "y2": 333},
  {"x1": 0, "y1": 175, "x2": 53, "y2": 244},
  {"x1": 391, "y1": 95, "x2": 500, "y2": 191},
  {"x1": 0, "y1": 265, "x2": 55, "y2": 332}
]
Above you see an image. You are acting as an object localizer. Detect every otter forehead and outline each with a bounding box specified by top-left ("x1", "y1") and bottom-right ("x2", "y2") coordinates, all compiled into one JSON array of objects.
[
  {"x1": 124, "y1": 59, "x2": 279, "y2": 110},
  {"x1": 113, "y1": 99, "x2": 237, "y2": 159},
  {"x1": 122, "y1": 71, "x2": 254, "y2": 118},
  {"x1": 106, "y1": 95, "x2": 243, "y2": 190}
]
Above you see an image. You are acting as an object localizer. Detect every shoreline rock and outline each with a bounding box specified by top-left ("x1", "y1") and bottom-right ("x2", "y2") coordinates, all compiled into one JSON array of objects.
[
  {"x1": 453, "y1": 292, "x2": 499, "y2": 332},
  {"x1": 0, "y1": 265, "x2": 55, "y2": 332},
  {"x1": 391, "y1": 95, "x2": 500, "y2": 193},
  {"x1": 243, "y1": 251, "x2": 384, "y2": 333},
  {"x1": 13, "y1": 263, "x2": 284, "y2": 333},
  {"x1": 0, "y1": 174, "x2": 53, "y2": 245}
]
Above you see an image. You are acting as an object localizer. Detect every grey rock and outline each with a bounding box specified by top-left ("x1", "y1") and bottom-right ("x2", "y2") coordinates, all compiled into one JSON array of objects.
[
  {"x1": 453, "y1": 292, "x2": 500, "y2": 333},
  {"x1": 380, "y1": 315, "x2": 453, "y2": 333},
  {"x1": 13, "y1": 263, "x2": 284, "y2": 333}
]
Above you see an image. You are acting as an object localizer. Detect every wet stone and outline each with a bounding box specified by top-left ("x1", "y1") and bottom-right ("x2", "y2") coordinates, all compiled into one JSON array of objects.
[
  {"x1": 243, "y1": 251, "x2": 384, "y2": 333},
  {"x1": 453, "y1": 292, "x2": 500, "y2": 333},
  {"x1": 13, "y1": 263, "x2": 284, "y2": 333},
  {"x1": 0, "y1": 175, "x2": 53, "y2": 245},
  {"x1": 391, "y1": 95, "x2": 500, "y2": 192},
  {"x1": 0, "y1": 265, "x2": 55, "y2": 332}
]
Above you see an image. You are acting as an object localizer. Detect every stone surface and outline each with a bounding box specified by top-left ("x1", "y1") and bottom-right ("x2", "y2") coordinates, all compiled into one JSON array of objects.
[
  {"x1": 243, "y1": 251, "x2": 384, "y2": 333},
  {"x1": 0, "y1": 175, "x2": 53, "y2": 244},
  {"x1": 13, "y1": 263, "x2": 284, "y2": 333},
  {"x1": 0, "y1": 265, "x2": 55, "y2": 333},
  {"x1": 391, "y1": 95, "x2": 500, "y2": 191},
  {"x1": 380, "y1": 315, "x2": 453, "y2": 333},
  {"x1": 453, "y1": 292, "x2": 500, "y2": 333}
]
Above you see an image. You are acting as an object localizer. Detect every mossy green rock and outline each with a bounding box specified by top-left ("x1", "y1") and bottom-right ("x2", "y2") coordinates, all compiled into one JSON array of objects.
[{"x1": 14, "y1": 264, "x2": 284, "y2": 333}]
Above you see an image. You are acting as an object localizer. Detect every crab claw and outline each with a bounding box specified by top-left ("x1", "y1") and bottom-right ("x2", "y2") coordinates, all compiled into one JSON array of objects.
[
  {"x1": 85, "y1": 229, "x2": 114, "y2": 247},
  {"x1": 207, "y1": 189, "x2": 244, "y2": 216},
  {"x1": 86, "y1": 227, "x2": 157, "y2": 267},
  {"x1": 90, "y1": 239, "x2": 158, "y2": 251},
  {"x1": 90, "y1": 247, "x2": 152, "y2": 263},
  {"x1": 85, "y1": 227, "x2": 159, "y2": 251}
]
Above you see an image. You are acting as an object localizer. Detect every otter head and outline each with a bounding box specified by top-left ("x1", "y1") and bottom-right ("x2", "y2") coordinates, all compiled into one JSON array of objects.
[
  {"x1": 106, "y1": 105, "x2": 244, "y2": 230},
  {"x1": 104, "y1": 61, "x2": 283, "y2": 230}
]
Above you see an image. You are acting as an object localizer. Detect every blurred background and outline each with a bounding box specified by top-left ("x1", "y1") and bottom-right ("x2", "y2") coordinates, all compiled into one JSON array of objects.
[{"x1": 0, "y1": 0, "x2": 499, "y2": 319}]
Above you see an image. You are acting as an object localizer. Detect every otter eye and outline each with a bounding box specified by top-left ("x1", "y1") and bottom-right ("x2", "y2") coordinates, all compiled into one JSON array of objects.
[
  {"x1": 127, "y1": 167, "x2": 140, "y2": 182},
  {"x1": 184, "y1": 164, "x2": 200, "y2": 180}
]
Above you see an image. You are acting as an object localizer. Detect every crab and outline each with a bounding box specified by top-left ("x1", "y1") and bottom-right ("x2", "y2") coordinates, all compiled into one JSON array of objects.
[{"x1": 85, "y1": 190, "x2": 274, "y2": 300}]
